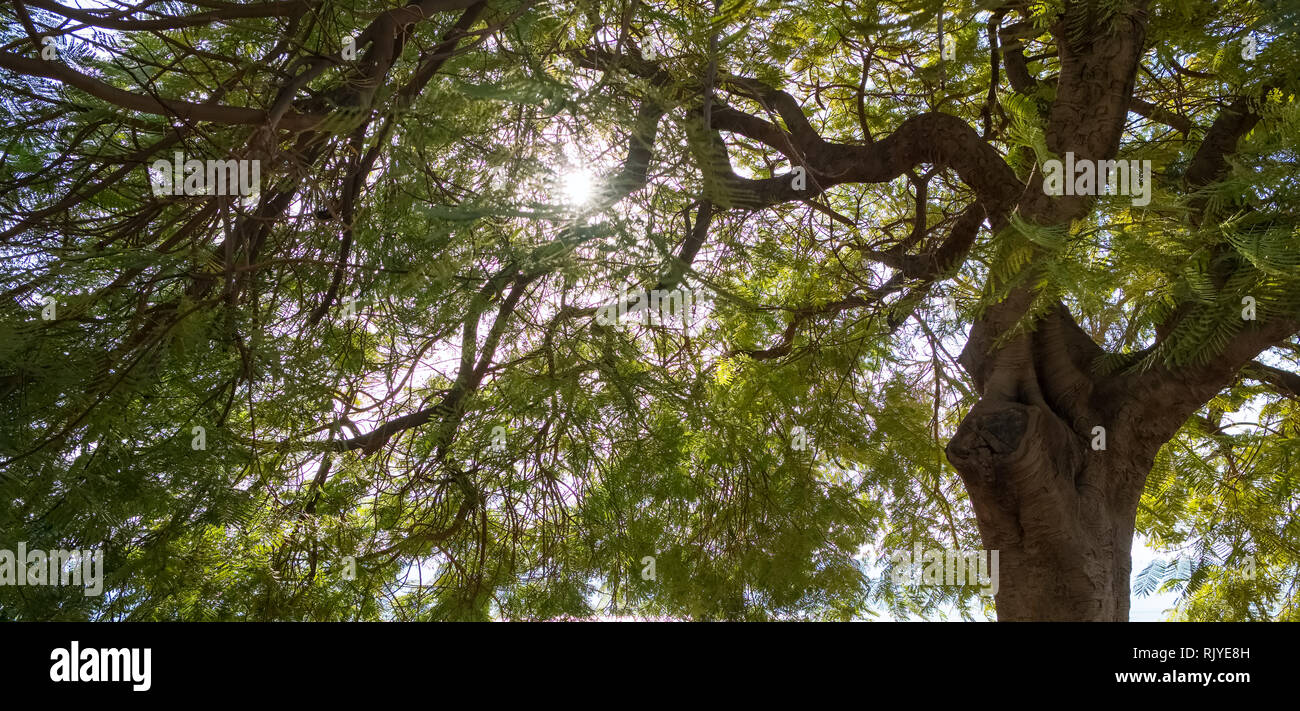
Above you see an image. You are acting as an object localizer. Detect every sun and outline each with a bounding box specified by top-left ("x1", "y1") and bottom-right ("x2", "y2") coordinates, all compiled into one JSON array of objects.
[{"x1": 562, "y1": 168, "x2": 594, "y2": 206}]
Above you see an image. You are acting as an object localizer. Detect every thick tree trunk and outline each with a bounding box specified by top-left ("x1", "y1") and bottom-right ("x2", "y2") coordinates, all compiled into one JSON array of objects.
[
  {"x1": 944, "y1": 301, "x2": 1164, "y2": 621},
  {"x1": 946, "y1": 401, "x2": 1148, "y2": 621},
  {"x1": 946, "y1": 288, "x2": 1299, "y2": 620}
]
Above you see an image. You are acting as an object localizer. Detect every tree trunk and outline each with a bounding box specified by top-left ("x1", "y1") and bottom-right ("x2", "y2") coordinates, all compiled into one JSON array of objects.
[
  {"x1": 944, "y1": 300, "x2": 1166, "y2": 621},
  {"x1": 946, "y1": 400, "x2": 1148, "y2": 621}
]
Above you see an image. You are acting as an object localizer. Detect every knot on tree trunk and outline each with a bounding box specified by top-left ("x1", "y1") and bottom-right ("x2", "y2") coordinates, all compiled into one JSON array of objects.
[
  {"x1": 946, "y1": 397, "x2": 1134, "y2": 620},
  {"x1": 946, "y1": 400, "x2": 1087, "y2": 496}
]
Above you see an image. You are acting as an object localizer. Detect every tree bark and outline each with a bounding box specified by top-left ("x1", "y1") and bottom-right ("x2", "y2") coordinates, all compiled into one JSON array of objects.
[
  {"x1": 946, "y1": 393, "x2": 1149, "y2": 621},
  {"x1": 944, "y1": 299, "x2": 1155, "y2": 620},
  {"x1": 946, "y1": 293, "x2": 1298, "y2": 620}
]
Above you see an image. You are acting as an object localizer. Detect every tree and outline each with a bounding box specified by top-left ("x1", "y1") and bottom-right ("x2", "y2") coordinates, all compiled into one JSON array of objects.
[{"x1": 1, "y1": 0, "x2": 1298, "y2": 621}]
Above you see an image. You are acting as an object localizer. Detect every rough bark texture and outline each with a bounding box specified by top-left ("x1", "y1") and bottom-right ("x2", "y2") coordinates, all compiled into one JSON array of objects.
[
  {"x1": 946, "y1": 298, "x2": 1170, "y2": 620},
  {"x1": 948, "y1": 301, "x2": 1297, "y2": 619}
]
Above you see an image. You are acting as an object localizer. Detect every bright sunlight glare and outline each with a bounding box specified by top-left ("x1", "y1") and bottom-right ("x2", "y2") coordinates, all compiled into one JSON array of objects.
[{"x1": 562, "y1": 168, "x2": 594, "y2": 206}]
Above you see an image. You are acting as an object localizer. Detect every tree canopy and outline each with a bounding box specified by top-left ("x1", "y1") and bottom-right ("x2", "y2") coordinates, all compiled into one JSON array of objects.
[{"x1": 2, "y1": 0, "x2": 1299, "y2": 621}]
